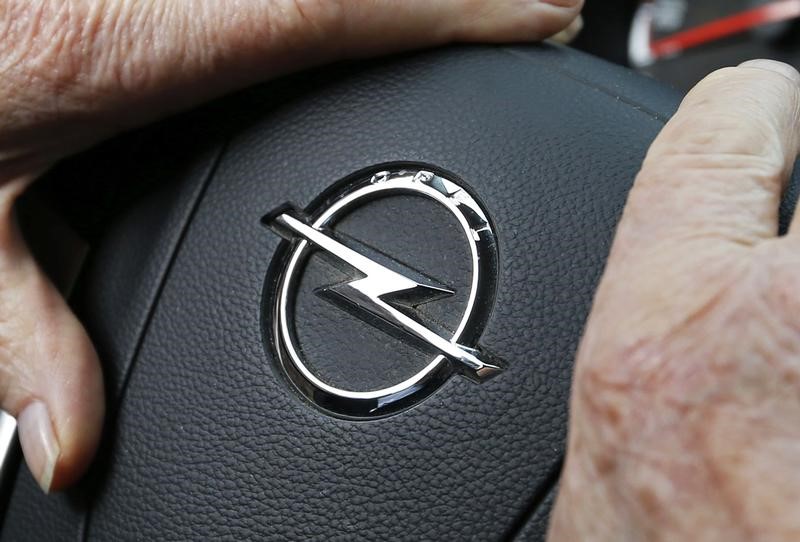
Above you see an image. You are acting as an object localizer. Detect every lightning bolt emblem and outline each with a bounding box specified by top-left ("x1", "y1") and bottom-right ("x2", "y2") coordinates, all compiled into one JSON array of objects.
[{"x1": 265, "y1": 209, "x2": 503, "y2": 383}]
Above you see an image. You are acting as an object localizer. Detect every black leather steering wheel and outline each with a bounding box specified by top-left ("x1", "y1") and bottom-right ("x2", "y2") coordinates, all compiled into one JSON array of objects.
[{"x1": 2, "y1": 43, "x2": 794, "y2": 541}]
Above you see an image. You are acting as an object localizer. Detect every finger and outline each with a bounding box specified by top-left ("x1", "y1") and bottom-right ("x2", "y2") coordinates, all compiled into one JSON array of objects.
[
  {"x1": 617, "y1": 59, "x2": 800, "y2": 250},
  {"x1": 0, "y1": 180, "x2": 104, "y2": 493},
  {"x1": 549, "y1": 14, "x2": 584, "y2": 44},
  {"x1": 1, "y1": 0, "x2": 583, "y2": 163}
]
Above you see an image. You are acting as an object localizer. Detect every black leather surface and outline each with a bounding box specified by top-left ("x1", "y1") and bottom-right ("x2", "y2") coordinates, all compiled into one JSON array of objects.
[
  {"x1": 514, "y1": 485, "x2": 558, "y2": 542},
  {"x1": 2, "y1": 112, "x2": 228, "y2": 542},
  {"x1": 0, "y1": 44, "x2": 694, "y2": 541}
]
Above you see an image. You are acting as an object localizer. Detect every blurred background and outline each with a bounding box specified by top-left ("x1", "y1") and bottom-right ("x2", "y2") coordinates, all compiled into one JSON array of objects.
[{"x1": 574, "y1": 0, "x2": 800, "y2": 90}]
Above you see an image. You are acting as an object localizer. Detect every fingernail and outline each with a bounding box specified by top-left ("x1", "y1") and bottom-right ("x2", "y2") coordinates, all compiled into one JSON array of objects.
[
  {"x1": 549, "y1": 15, "x2": 584, "y2": 44},
  {"x1": 739, "y1": 59, "x2": 800, "y2": 84},
  {"x1": 17, "y1": 401, "x2": 59, "y2": 493}
]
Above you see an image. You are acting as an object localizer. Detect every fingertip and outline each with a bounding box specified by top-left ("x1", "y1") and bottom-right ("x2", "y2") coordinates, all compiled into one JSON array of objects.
[
  {"x1": 45, "y1": 326, "x2": 105, "y2": 492},
  {"x1": 16, "y1": 321, "x2": 104, "y2": 493},
  {"x1": 17, "y1": 401, "x2": 59, "y2": 493},
  {"x1": 549, "y1": 14, "x2": 584, "y2": 44},
  {"x1": 0, "y1": 177, "x2": 105, "y2": 494},
  {"x1": 1, "y1": 266, "x2": 105, "y2": 492},
  {"x1": 531, "y1": 0, "x2": 585, "y2": 41},
  {"x1": 628, "y1": 57, "x2": 800, "y2": 249}
]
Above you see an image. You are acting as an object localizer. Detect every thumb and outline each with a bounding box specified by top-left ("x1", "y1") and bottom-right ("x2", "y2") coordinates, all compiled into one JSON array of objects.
[{"x1": 0, "y1": 180, "x2": 104, "y2": 493}]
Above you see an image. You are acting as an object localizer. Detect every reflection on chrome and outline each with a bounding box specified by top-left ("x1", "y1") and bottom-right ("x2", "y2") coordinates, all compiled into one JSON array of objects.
[{"x1": 263, "y1": 169, "x2": 503, "y2": 419}]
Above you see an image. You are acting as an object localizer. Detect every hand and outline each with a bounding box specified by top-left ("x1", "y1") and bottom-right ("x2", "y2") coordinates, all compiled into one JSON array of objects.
[
  {"x1": 549, "y1": 59, "x2": 800, "y2": 541},
  {"x1": 0, "y1": 0, "x2": 583, "y2": 493}
]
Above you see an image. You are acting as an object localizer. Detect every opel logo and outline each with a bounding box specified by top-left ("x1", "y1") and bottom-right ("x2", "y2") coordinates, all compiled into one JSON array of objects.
[{"x1": 262, "y1": 168, "x2": 503, "y2": 418}]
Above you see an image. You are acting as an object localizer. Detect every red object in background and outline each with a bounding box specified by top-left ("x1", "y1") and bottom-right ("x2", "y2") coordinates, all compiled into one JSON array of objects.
[{"x1": 651, "y1": 0, "x2": 800, "y2": 59}]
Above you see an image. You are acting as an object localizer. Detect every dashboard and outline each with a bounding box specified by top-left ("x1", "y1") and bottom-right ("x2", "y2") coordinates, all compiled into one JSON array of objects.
[{"x1": 578, "y1": 0, "x2": 800, "y2": 90}]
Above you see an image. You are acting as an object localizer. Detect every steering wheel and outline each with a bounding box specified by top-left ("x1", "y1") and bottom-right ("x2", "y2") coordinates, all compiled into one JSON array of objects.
[{"x1": 0, "y1": 43, "x2": 792, "y2": 541}]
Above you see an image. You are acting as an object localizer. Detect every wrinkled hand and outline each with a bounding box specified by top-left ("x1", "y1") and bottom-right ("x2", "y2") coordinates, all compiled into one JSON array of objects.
[
  {"x1": 0, "y1": 1, "x2": 582, "y2": 493},
  {"x1": 549, "y1": 59, "x2": 800, "y2": 541}
]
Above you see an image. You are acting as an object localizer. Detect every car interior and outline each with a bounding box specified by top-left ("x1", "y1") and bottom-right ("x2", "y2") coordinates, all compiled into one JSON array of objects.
[{"x1": 3, "y1": 1, "x2": 800, "y2": 540}]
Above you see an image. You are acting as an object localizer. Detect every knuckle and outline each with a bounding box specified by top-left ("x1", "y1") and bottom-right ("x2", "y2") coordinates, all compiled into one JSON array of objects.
[
  {"x1": 673, "y1": 66, "x2": 800, "y2": 147},
  {"x1": 637, "y1": 128, "x2": 788, "y2": 217},
  {"x1": 640, "y1": 151, "x2": 784, "y2": 194},
  {"x1": 701, "y1": 64, "x2": 800, "y2": 97},
  {"x1": 654, "y1": 114, "x2": 787, "y2": 166}
]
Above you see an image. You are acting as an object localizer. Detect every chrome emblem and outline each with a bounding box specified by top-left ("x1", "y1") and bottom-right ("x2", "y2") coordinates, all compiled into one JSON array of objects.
[{"x1": 263, "y1": 169, "x2": 502, "y2": 418}]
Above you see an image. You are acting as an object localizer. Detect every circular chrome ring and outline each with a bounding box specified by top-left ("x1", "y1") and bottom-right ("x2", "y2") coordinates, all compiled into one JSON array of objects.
[{"x1": 270, "y1": 169, "x2": 499, "y2": 418}]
